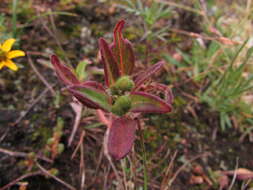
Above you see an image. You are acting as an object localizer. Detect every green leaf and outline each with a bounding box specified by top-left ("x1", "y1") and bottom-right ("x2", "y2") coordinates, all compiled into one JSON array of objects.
[
  {"x1": 163, "y1": 54, "x2": 181, "y2": 67},
  {"x1": 68, "y1": 83, "x2": 111, "y2": 111},
  {"x1": 75, "y1": 60, "x2": 88, "y2": 81},
  {"x1": 246, "y1": 46, "x2": 253, "y2": 60},
  {"x1": 130, "y1": 91, "x2": 172, "y2": 113}
]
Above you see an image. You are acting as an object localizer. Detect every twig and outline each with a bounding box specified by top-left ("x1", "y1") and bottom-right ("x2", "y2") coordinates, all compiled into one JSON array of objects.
[
  {"x1": 121, "y1": 158, "x2": 128, "y2": 190},
  {"x1": 0, "y1": 128, "x2": 9, "y2": 143},
  {"x1": 48, "y1": 10, "x2": 71, "y2": 64},
  {"x1": 198, "y1": 0, "x2": 210, "y2": 24},
  {"x1": 241, "y1": 179, "x2": 252, "y2": 190},
  {"x1": 168, "y1": 28, "x2": 240, "y2": 45},
  {"x1": 160, "y1": 150, "x2": 178, "y2": 190},
  {"x1": 103, "y1": 166, "x2": 110, "y2": 190},
  {"x1": 27, "y1": 54, "x2": 56, "y2": 96},
  {"x1": 0, "y1": 147, "x2": 52, "y2": 163},
  {"x1": 139, "y1": 122, "x2": 148, "y2": 190},
  {"x1": 104, "y1": 128, "x2": 124, "y2": 189},
  {"x1": 135, "y1": 177, "x2": 160, "y2": 189},
  {"x1": 68, "y1": 100, "x2": 83, "y2": 147},
  {"x1": 96, "y1": 109, "x2": 111, "y2": 127},
  {"x1": 40, "y1": 18, "x2": 69, "y2": 65},
  {"x1": 26, "y1": 51, "x2": 50, "y2": 57},
  {"x1": 36, "y1": 162, "x2": 76, "y2": 190},
  {"x1": 70, "y1": 131, "x2": 86, "y2": 189},
  {"x1": 71, "y1": 130, "x2": 85, "y2": 160},
  {"x1": 13, "y1": 86, "x2": 54, "y2": 126},
  {"x1": 168, "y1": 152, "x2": 211, "y2": 186},
  {"x1": 228, "y1": 157, "x2": 239, "y2": 190},
  {"x1": 0, "y1": 171, "x2": 43, "y2": 190},
  {"x1": 80, "y1": 138, "x2": 85, "y2": 190},
  {"x1": 86, "y1": 145, "x2": 104, "y2": 188}
]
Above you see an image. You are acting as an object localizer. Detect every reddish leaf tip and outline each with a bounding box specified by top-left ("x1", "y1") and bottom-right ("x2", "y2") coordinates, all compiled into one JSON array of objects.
[
  {"x1": 50, "y1": 54, "x2": 59, "y2": 65},
  {"x1": 50, "y1": 54, "x2": 79, "y2": 86},
  {"x1": 99, "y1": 37, "x2": 106, "y2": 45},
  {"x1": 114, "y1": 20, "x2": 125, "y2": 36},
  {"x1": 99, "y1": 37, "x2": 120, "y2": 87}
]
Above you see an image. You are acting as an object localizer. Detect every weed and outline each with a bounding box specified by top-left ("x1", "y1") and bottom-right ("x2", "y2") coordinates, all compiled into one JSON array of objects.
[
  {"x1": 118, "y1": 0, "x2": 172, "y2": 41},
  {"x1": 201, "y1": 42, "x2": 253, "y2": 130}
]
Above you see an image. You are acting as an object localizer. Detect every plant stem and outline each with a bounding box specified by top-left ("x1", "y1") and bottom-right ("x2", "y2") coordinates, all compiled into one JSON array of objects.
[
  {"x1": 140, "y1": 128, "x2": 148, "y2": 190},
  {"x1": 121, "y1": 157, "x2": 128, "y2": 190},
  {"x1": 12, "y1": 0, "x2": 18, "y2": 38}
]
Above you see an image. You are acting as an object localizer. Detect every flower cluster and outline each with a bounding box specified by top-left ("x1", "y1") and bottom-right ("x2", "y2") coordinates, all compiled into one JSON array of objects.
[
  {"x1": 0, "y1": 38, "x2": 25, "y2": 71},
  {"x1": 51, "y1": 20, "x2": 173, "y2": 160}
]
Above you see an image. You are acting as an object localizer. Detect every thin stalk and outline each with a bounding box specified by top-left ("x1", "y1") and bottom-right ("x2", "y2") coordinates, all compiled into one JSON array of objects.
[
  {"x1": 216, "y1": 39, "x2": 249, "y2": 95},
  {"x1": 12, "y1": 0, "x2": 18, "y2": 38},
  {"x1": 140, "y1": 128, "x2": 148, "y2": 190},
  {"x1": 121, "y1": 157, "x2": 128, "y2": 190}
]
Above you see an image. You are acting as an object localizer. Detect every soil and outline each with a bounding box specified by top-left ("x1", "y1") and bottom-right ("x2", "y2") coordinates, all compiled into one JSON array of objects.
[{"x1": 0, "y1": 1, "x2": 253, "y2": 190}]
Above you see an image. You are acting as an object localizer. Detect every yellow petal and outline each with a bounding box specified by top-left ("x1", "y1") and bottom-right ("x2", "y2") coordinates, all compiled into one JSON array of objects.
[
  {"x1": 2, "y1": 38, "x2": 16, "y2": 52},
  {"x1": 5, "y1": 59, "x2": 18, "y2": 71},
  {"x1": 7, "y1": 50, "x2": 25, "y2": 59}
]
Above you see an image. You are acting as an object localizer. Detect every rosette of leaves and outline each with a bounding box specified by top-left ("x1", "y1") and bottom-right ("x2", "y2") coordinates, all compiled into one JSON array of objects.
[{"x1": 51, "y1": 20, "x2": 173, "y2": 160}]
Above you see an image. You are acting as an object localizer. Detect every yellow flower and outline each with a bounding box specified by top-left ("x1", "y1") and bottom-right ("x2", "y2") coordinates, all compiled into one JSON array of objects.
[{"x1": 0, "y1": 38, "x2": 25, "y2": 71}]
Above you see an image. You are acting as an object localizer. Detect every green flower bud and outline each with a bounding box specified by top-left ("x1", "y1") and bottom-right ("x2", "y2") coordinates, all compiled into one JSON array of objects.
[
  {"x1": 112, "y1": 95, "x2": 131, "y2": 116},
  {"x1": 111, "y1": 76, "x2": 135, "y2": 95}
]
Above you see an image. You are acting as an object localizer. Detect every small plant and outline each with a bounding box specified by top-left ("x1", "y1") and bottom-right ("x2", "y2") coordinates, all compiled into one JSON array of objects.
[
  {"x1": 201, "y1": 42, "x2": 253, "y2": 130},
  {"x1": 51, "y1": 20, "x2": 173, "y2": 160},
  {"x1": 44, "y1": 117, "x2": 65, "y2": 160},
  {"x1": 0, "y1": 38, "x2": 25, "y2": 71},
  {"x1": 118, "y1": 0, "x2": 172, "y2": 41}
]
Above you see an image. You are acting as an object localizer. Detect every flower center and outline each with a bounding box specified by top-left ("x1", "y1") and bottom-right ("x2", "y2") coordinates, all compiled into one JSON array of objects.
[{"x1": 0, "y1": 50, "x2": 7, "y2": 61}]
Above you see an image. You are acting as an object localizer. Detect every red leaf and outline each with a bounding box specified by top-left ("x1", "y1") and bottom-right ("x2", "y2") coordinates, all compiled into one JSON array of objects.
[
  {"x1": 108, "y1": 117, "x2": 137, "y2": 160},
  {"x1": 67, "y1": 83, "x2": 111, "y2": 111},
  {"x1": 51, "y1": 55, "x2": 79, "y2": 86},
  {"x1": 111, "y1": 20, "x2": 135, "y2": 75},
  {"x1": 130, "y1": 91, "x2": 172, "y2": 113},
  {"x1": 99, "y1": 38, "x2": 120, "y2": 87},
  {"x1": 134, "y1": 61, "x2": 165, "y2": 91}
]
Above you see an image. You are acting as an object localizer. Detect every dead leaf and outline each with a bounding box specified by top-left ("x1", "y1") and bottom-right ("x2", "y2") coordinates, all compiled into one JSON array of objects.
[
  {"x1": 223, "y1": 168, "x2": 253, "y2": 180},
  {"x1": 189, "y1": 175, "x2": 204, "y2": 184},
  {"x1": 218, "y1": 37, "x2": 238, "y2": 45}
]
